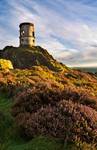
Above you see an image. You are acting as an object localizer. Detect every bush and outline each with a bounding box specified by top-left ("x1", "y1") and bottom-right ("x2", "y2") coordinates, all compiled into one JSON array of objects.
[
  {"x1": 61, "y1": 87, "x2": 97, "y2": 110},
  {"x1": 12, "y1": 86, "x2": 97, "y2": 146},
  {"x1": 0, "y1": 59, "x2": 13, "y2": 70}
]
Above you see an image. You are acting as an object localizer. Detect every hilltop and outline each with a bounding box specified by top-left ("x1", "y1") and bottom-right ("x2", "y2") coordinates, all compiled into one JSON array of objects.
[
  {"x1": 0, "y1": 46, "x2": 97, "y2": 149},
  {"x1": 0, "y1": 46, "x2": 66, "y2": 71}
]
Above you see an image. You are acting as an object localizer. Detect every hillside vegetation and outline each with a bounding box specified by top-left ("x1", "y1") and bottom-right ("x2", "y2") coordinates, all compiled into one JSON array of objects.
[
  {"x1": 0, "y1": 46, "x2": 66, "y2": 71},
  {"x1": 0, "y1": 59, "x2": 13, "y2": 70},
  {"x1": 0, "y1": 46, "x2": 97, "y2": 149}
]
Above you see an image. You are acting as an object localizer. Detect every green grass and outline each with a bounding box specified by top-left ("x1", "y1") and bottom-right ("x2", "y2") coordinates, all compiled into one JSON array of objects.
[
  {"x1": 7, "y1": 136, "x2": 63, "y2": 150},
  {"x1": 0, "y1": 95, "x2": 12, "y2": 112}
]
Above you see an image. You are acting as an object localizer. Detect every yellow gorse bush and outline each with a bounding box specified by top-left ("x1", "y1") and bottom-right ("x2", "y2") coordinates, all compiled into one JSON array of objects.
[{"x1": 0, "y1": 59, "x2": 13, "y2": 70}]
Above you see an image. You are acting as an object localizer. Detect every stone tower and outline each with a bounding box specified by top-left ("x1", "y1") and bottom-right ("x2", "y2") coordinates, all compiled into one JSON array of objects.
[{"x1": 19, "y1": 22, "x2": 35, "y2": 47}]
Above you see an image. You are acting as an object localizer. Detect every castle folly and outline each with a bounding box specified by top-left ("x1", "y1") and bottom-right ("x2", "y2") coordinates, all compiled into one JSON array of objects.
[{"x1": 19, "y1": 22, "x2": 35, "y2": 47}]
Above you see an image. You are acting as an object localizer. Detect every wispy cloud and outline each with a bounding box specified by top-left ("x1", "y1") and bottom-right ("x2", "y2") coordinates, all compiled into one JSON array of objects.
[{"x1": 0, "y1": 0, "x2": 97, "y2": 67}]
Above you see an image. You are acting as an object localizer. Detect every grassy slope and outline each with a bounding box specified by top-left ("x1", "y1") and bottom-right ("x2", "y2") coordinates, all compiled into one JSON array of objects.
[
  {"x1": 0, "y1": 68, "x2": 97, "y2": 149},
  {"x1": 0, "y1": 81, "x2": 97, "y2": 149}
]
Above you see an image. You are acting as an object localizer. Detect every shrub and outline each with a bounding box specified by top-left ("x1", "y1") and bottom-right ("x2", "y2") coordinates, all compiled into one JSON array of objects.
[
  {"x1": 0, "y1": 59, "x2": 13, "y2": 70},
  {"x1": 62, "y1": 87, "x2": 97, "y2": 110},
  {"x1": 12, "y1": 87, "x2": 97, "y2": 146}
]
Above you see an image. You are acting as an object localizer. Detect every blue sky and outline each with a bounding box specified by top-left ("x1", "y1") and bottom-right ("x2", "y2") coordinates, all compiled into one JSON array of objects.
[{"x1": 0, "y1": 0, "x2": 97, "y2": 67}]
